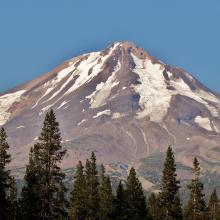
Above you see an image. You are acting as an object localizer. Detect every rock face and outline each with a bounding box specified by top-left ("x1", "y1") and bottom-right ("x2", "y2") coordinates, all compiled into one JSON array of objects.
[{"x1": 1, "y1": 42, "x2": 220, "y2": 191}]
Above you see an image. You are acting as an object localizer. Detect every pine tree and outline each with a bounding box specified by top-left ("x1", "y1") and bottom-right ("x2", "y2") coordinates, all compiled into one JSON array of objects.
[
  {"x1": 70, "y1": 161, "x2": 87, "y2": 220},
  {"x1": 147, "y1": 193, "x2": 162, "y2": 220},
  {"x1": 170, "y1": 191, "x2": 182, "y2": 220},
  {"x1": 208, "y1": 189, "x2": 220, "y2": 220},
  {"x1": 113, "y1": 181, "x2": 127, "y2": 220},
  {"x1": 98, "y1": 164, "x2": 114, "y2": 220},
  {"x1": 184, "y1": 157, "x2": 207, "y2": 220},
  {"x1": 19, "y1": 146, "x2": 43, "y2": 220},
  {"x1": 0, "y1": 127, "x2": 12, "y2": 219},
  {"x1": 20, "y1": 110, "x2": 68, "y2": 219},
  {"x1": 8, "y1": 176, "x2": 18, "y2": 220},
  {"x1": 125, "y1": 167, "x2": 148, "y2": 220},
  {"x1": 85, "y1": 152, "x2": 99, "y2": 220},
  {"x1": 37, "y1": 109, "x2": 68, "y2": 219},
  {"x1": 159, "y1": 146, "x2": 182, "y2": 220}
]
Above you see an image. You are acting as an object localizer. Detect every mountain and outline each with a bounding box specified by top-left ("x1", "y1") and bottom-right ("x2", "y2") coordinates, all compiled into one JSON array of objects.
[{"x1": 1, "y1": 41, "x2": 220, "y2": 192}]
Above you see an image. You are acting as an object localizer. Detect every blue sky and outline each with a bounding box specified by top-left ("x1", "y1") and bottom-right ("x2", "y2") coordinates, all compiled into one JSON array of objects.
[{"x1": 0, "y1": 0, "x2": 219, "y2": 93}]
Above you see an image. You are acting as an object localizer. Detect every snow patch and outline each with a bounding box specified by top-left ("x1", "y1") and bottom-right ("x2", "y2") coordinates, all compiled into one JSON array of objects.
[
  {"x1": 131, "y1": 53, "x2": 170, "y2": 121},
  {"x1": 112, "y1": 112, "x2": 126, "y2": 119},
  {"x1": 62, "y1": 52, "x2": 103, "y2": 96},
  {"x1": 86, "y1": 62, "x2": 120, "y2": 108},
  {"x1": 0, "y1": 90, "x2": 26, "y2": 126},
  {"x1": 16, "y1": 125, "x2": 25, "y2": 129},
  {"x1": 61, "y1": 43, "x2": 120, "y2": 98},
  {"x1": 77, "y1": 119, "x2": 86, "y2": 126},
  {"x1": 131, "y1": 53, "x2": 220, "y2": 122},
  {"x1": 39, "y1": 104, "x2": 53, "y2": 116},
  {"x1": 194, "y1": 116, "x2": 212, "y2": 131},
  {"x1": 32, "y1": 61, "x2": 77, "y2": 108},
  {"x1": 57, "y1": 101, "x2": 69, "y2": 110},
  {"x1": 170, "y1": 76, "x2": 220, "y2": 117},
  {"x1": 93, "y1": 109, "x2": 111, "y2": 118}
]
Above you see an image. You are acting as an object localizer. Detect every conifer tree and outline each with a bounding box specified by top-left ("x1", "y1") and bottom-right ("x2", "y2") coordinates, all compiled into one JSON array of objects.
[
  {"x1": 170, "y1": 191, "x2": 182, "y2": 220},
  {"x1": 0, "y1": 127, "x2": 12, "y2": 219},
  {"x1": 8, "y1": 176, "x2": 18, "y2": 220},
  {"x1": 85, "y1": 152, "x2": 99, "y2": 220},
  {"x1": 184, "y1": 157, "x2": 207, "y2": 220},
  {"x1": 113, "y1": 181, "x2": 127, "y2": 220},
  {"x1": 98, "y1": 164, "x2": 114, "y2": 220},
  {"x1": 20, "y1": 110, "x2": 68, "y2": 219},
  {"x1": 70, "y1": 161, "x2": 87, "y2": 220},
  {"x1": 19, "y1": 146, "x2": 43, "y2": 219},
  {"x1": 125, "y1": 167, "x2": 148, "y2": 220},
  {"x1": 208, "y1": 189, "x2": 220, "y2": 220},
  {"x1": 147, "y1": 193, "x2": 162, "y2": 220},
  {"x1": 37, "y1": 109, "x2": 68, "y2": 219},
  {"x1": 159, "y1": 146, "x2": 182, "y2": 220}
]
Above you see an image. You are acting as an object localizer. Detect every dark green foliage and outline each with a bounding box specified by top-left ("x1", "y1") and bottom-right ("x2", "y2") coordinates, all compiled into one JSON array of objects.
[
  {"x1": 37, "y1": 109, "x2": 68, "y2": 219},
  {"x1": 147, "y1": 193, "x2": 163, "y2": 220},
  {"x1": 19, "y1": 110, "x2": 68, "y2": 220},
  {"x1": 184, "y1": 157, "x2": 207, "y2": 220},
  {"x1": 98, "y1": 164, "x2": 114, "y2": 220},
  {"x1": 70, "y1": 161, "x2": 87, "y2": 220},
  {"x1": 0, "y1": 127, "x2": 12, "y2": 219},
  {"x1": 19, "y1": 146, "x2": 42, "y2": 220},
  {"x1": 208, "y1": 189, "x2": 220, "y2": 220},
  {"x1": 85, "y1": 152, "x2": 100, "y2": 220},
  {"x1": 159, "y1": 146, "x2": 182, "y2": 220},
  {"x1": 170, "y1": 191, "x2": 182, "y2": 220},
  {"x1": 112, "y1": 181, "x2": 127, "y2": 220},
  {"x1": 8, "y1": 177, "x2": 18, "y2": 220},
  {"x1": 125, "y1": 167, "x2": 148, "y2": 220}
]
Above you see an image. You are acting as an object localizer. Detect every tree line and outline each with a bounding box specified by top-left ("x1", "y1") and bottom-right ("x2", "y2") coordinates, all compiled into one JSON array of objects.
[{"x1": 0, "y1": 109, "x2": 220, "y2": 220}]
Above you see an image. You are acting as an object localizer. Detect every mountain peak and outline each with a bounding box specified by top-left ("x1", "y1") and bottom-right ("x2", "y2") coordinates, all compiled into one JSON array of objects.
[
  {"x1": 1, "y1": 43, "x2": 220, "y2": 184},
  {"x1": 111, "y1": 41, "x2": 137, "y2": 48},
  {"x1": 107, "y1": 41, "x2": 154, "y2": 63}
]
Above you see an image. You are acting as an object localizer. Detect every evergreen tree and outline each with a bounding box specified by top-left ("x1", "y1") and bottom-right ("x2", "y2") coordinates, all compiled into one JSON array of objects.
[
  {"x1": 37, "y1": 109, "x2": 68, "y2": 219},
  {"x1": 125, "y1": 167, "x2": 148, "y2": 220},
  {"x1": 20, "y1": 110, "x2": 68, "y2": 219},
  {"x1": 113, "y1": 181, "x2": 127, "y2": 220},
  {"x1": 70, "y1": 161, "x2": 87, "y2": 220},
  {"x1": 98, "y1": 164, "x2": 114, "y2": 220},
  {"x1": 19, "y1": 146, "x2": 43, "y2": 220},
  {"x1": 208, "y1": 189, "x2": 220, "y2": 220},
  {"x1": 170, "y1": 191, "x2": 182, "y2": 220},
  {"x1": 147, "y1": 193, "x2": 162, "y2": 220},
  {"x1": 0, "y1": 127, "x2": 11, "y2": 219},
  {"x1": 184, "y1": 157, "x2": 207, "y2": 220},
  {"x1": 85, "y1": 152, "x2": 99, "y2": 220},
  {"x1": 159, "y1": 146, "x2": 182, "y2": 220},
  {"x1": 8, "y1": 177, "x2": 18, "y2": 220}
]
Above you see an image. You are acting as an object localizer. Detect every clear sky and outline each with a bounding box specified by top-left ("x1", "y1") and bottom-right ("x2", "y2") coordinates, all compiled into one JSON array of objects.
[{"x1": 0, "y1": 0, "x2": 219, "y2": 93}]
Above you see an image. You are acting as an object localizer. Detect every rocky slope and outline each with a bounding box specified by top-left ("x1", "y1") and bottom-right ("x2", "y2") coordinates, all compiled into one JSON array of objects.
[{"x1": 1, "y1": 42, "x2": 220, "y2": 192}]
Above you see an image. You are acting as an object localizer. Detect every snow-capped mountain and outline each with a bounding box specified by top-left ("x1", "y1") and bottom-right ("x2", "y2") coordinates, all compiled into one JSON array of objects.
[{"x1": 1, "y1": 42, "x2": 220, "y2": 191}]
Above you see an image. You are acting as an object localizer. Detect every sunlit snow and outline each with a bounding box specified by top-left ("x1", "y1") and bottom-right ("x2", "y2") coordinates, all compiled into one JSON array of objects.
[
  {"x1": 86, "y1": 62, "x2": 120, "y2": 108},
  {"x1": 131, "y1": 53, "x2": 220, "y2": 122},
  {"x1": 93, "y1": 109, "x2": 111, "y2": 118},
  {"x1": 0, "y1": 90, "x2": 26, "y2": 125},
  {"x1": 194, "y1": 116, "x2": 212, "y2": 131}
]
